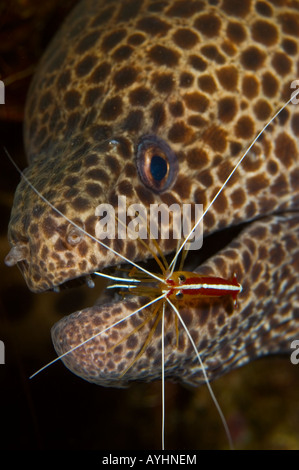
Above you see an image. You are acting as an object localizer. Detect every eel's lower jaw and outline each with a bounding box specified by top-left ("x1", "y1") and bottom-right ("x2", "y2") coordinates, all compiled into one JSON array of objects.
[{"x1": 51, "y1": 298, "x2": 145, "y2": 388}]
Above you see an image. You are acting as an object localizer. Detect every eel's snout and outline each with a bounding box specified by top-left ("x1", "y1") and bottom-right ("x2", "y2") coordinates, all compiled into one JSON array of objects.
[{"x1": 4, "y1": 241, "x2": 44, "y2": 292}]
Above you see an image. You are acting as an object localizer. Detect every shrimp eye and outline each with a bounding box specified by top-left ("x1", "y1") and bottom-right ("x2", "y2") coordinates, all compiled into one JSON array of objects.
[
  {"x1": 176, "y1": 291, "x2": 184, "y2": 300},
  {"x1": 136, "y1": 135, "x2": 178, "y2": 193},
  {"x1": 178, "y1": 274, "x2": 186, "y2": 283}
]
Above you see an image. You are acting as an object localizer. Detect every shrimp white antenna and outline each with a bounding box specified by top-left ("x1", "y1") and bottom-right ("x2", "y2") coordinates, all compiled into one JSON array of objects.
[
  {"x1": 3, "y1": 147, "x2": 164, "y2": 285},
  {"x1": 93, "y1": 271, "x2": 141, "y2": 283},
  {"x1": 169, "y1": 89, "x2": 299, "y2": 274},
  {"x1": 161, "y1": 301, "x2": 165, "y2": 451},
  {"x1": 166, "y1": 297, "x2": 234, "y2": 450},
  {"x1": 29, "y1": 293, "x2": 167, "y2": 379}
]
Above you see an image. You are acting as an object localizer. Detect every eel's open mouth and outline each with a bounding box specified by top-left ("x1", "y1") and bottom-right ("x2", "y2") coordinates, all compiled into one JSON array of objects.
[
  {"x1": 56, "y1": 221, "x2": 249, "y2": 291},
  {"x1": 49, "y1": 220, "x2": 251, "y2": 388},
  {"x1": 51, "y1": 221, "x2": 249, "y2": 311}
]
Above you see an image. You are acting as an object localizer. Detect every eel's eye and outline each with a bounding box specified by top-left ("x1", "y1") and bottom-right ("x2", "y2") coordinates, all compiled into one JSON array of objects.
[{"x1": 136, "y1": 135, "x2": 178, "y2": 193}]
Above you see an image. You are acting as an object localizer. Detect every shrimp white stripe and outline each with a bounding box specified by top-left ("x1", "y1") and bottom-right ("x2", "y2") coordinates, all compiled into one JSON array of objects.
[{"x1": 171, "y1": 283, "x2": 242, "y2": 292}]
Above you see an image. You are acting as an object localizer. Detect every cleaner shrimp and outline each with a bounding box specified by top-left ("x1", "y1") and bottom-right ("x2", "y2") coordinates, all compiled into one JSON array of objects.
[{"x1": 3, "y1": 87, "x2": 299, "y2": 449}]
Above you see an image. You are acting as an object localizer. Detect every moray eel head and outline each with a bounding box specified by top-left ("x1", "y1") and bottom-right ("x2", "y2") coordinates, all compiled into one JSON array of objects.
[{"x1": 6, "y1": 0, "x2": 299, "y2": 387}]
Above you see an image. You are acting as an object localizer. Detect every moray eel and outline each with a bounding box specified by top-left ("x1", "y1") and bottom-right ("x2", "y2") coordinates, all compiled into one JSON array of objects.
[{"x1": 5, "y1": 0, "x2": 299, "y2": 388}]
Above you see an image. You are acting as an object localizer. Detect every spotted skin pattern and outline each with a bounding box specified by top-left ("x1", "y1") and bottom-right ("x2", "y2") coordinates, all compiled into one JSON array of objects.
[{"x1": 6, "y1": 0, "x2": 299, "y2": 387}]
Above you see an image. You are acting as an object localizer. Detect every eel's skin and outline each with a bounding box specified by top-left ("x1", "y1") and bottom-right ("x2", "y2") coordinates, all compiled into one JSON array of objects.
[{"x1": 6, "y1": 0, "x2": 299, "y2": 388}]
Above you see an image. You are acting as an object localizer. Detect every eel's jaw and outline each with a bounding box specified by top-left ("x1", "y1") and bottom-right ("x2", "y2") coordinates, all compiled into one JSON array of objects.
[{"x1": 51, "y1": 297, "x2": 156, "y2": 388}]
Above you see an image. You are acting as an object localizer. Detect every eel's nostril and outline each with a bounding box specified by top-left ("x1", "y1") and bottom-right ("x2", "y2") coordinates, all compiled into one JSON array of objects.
[
  {"x1": 5, "y1": 244, "x2": 29, "y2": 266},
  {"x1": 66, "y1": 226, "x2": 84, "y2": 246}
]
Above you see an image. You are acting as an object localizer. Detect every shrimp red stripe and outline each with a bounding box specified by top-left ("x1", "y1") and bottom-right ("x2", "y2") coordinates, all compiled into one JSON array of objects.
[{"x1": 166, "y1": 272, "x2": 242, "y2": 303}]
